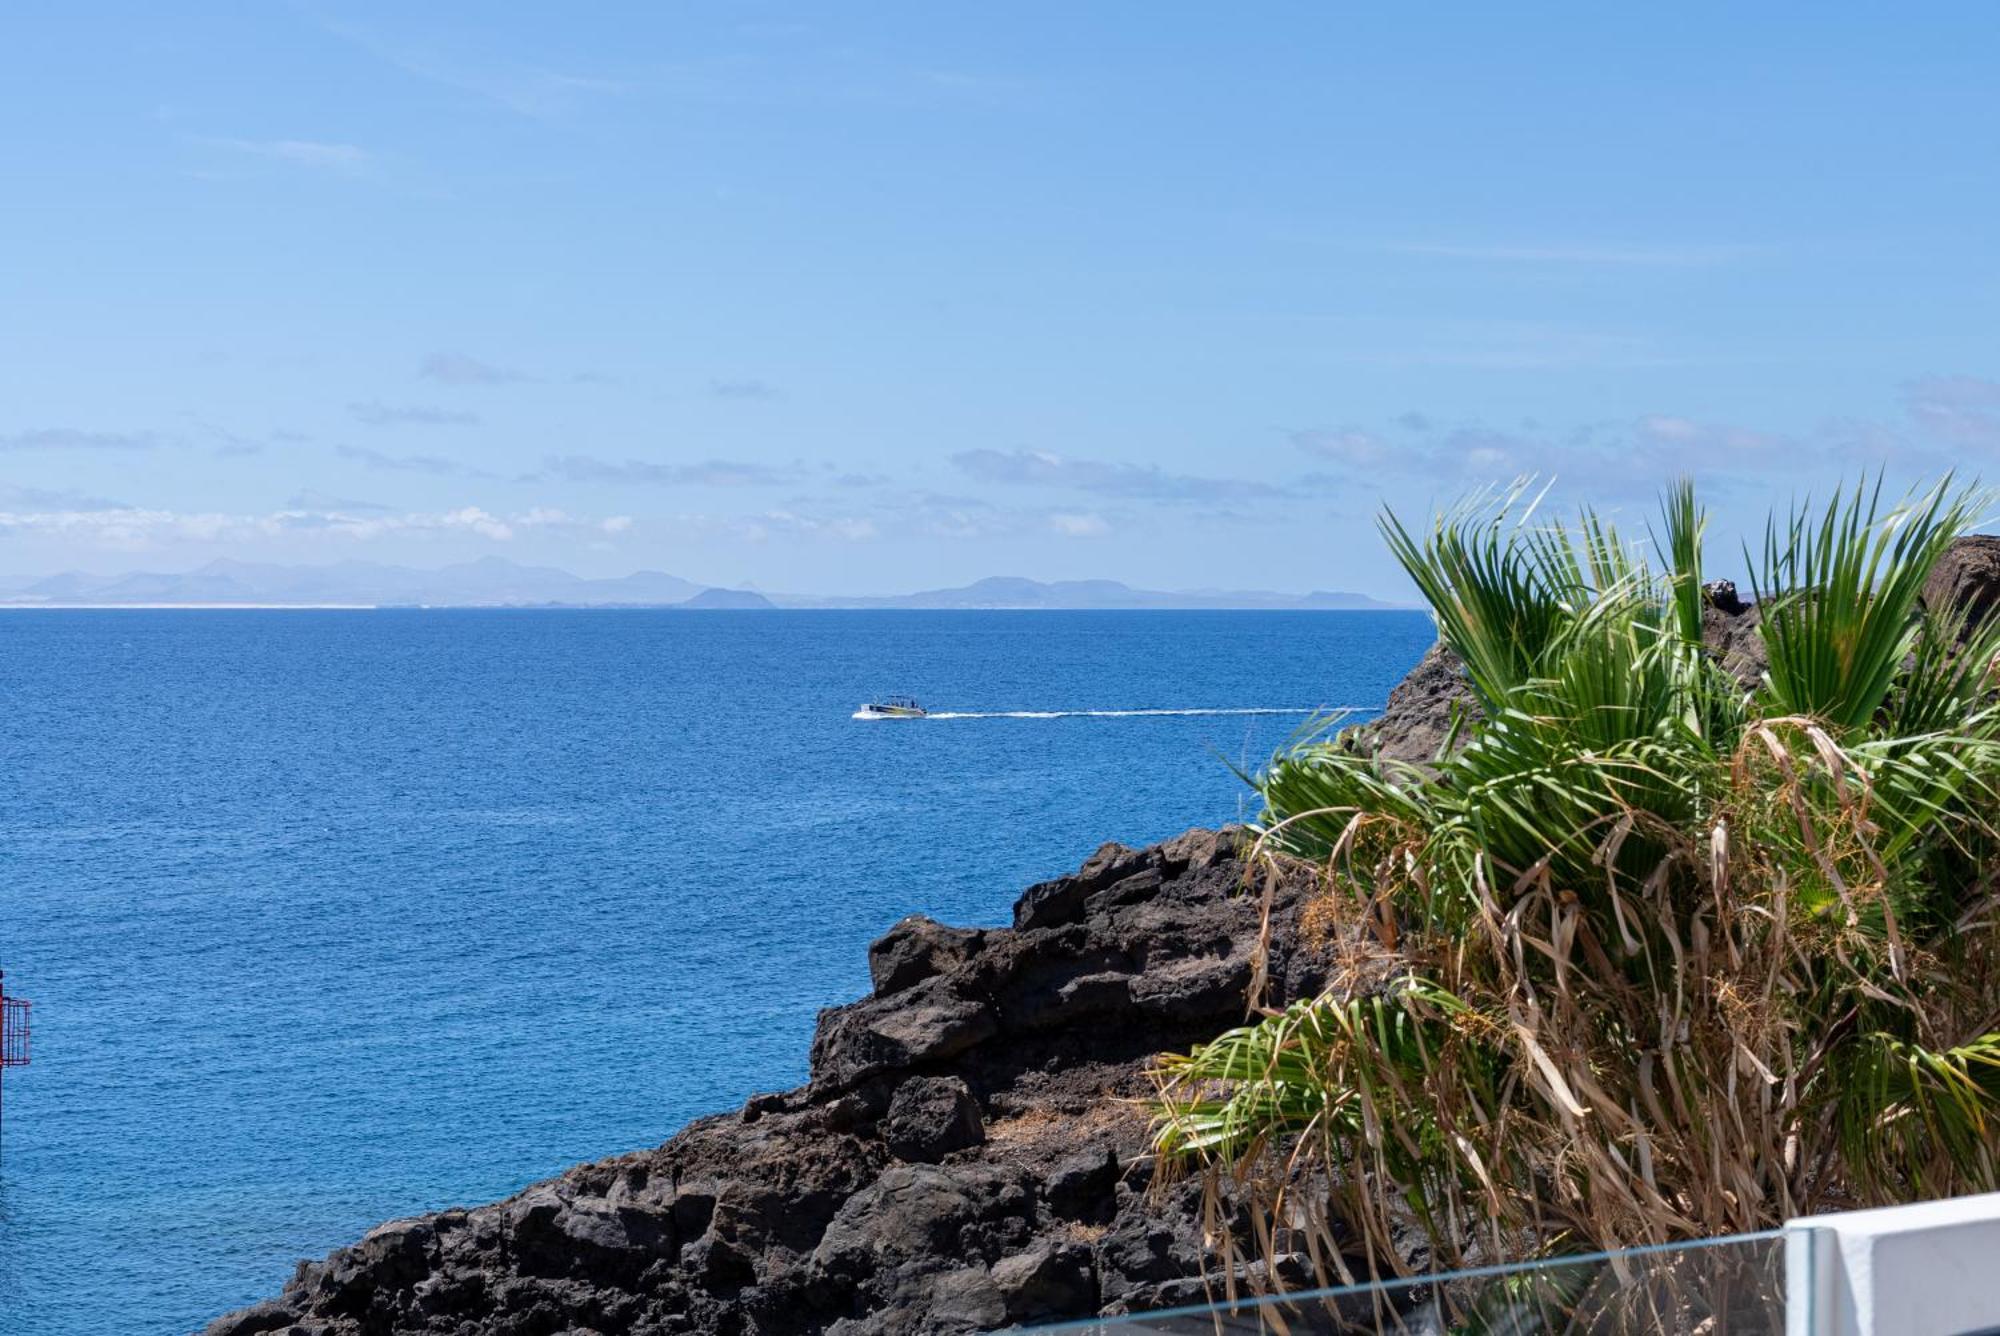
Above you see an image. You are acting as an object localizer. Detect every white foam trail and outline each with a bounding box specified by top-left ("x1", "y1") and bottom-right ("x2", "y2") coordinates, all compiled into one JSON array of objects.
[{"x1": 918, "y1": 707, "x2": 1375, "y2": 720}]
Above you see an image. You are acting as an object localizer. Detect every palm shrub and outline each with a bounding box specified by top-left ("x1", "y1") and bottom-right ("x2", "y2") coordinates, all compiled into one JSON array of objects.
[{"x1": 1151, "y1": 477, "x2": 2000, "y2": 1291}]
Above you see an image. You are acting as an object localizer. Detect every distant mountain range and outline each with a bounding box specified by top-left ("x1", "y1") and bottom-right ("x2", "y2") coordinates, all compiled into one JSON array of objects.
[
  {"x1": 780, "y1": 575, "x2": 1403, "y2": 610},
  {"x1": 0, "y1": 558, "x2": 1407, "y2": 611},
  {"x1": 0, "y1": 557, "x2": 710, "y2": 608}
]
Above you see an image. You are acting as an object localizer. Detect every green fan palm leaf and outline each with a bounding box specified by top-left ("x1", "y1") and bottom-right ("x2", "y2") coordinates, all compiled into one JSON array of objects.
[{"x1": 1153, "y1": 475, "x2": 2000, "y2": 1300}]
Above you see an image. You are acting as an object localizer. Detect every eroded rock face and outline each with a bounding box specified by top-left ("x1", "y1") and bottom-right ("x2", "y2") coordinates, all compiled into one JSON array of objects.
[
  {"x1": 1923, "y1": 534, "x2": 2000, "y2": 638},
  {"x1": 1703, "y1": 591, "x2": 1766, "y2": 691},
  {"x1": 203, "y1": 828, "x2": 1334, "y2": 1336},
  {"x1": 1341, "y1": 640, "x2": 1480, "y2": 765}
]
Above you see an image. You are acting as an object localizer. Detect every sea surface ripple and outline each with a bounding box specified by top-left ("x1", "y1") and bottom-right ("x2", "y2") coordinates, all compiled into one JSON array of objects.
[{"x1": 0, "y1": 608, "x2": 1431, "y2": 1334}]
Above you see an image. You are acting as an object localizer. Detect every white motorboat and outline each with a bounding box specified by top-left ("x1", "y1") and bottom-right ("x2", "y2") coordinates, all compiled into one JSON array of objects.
[{"x1": 854, "y1": 696, "x2": 926, "y2": 719}]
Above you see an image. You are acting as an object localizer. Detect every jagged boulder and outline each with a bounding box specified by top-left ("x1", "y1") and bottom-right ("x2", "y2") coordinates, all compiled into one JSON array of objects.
[
  {"x1": 1703, "y1": 586, "x2": 1767, "y2": 690},
  {"x1": 881, "y1": 1076, "x2": 985, "y2": 1163},
  {"x1": 1923, "y1": 534, "x2": 2000, "y2": 637}
]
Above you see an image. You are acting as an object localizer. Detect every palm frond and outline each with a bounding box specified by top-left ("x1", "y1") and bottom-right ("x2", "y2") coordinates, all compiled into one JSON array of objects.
[
  {"x1": 1154, "y1": 475, "x2": 2000, "y2": 1297},
  {"x1": 1651, "y1": 476, "x2": 1708, "y2": 648},
  {"x1": 1753, "y1": 476, "x2": 1986, "y2": 731},
  {"x1": 1837, "y1": 1032, "x2": 2000, "y2": 1197}
]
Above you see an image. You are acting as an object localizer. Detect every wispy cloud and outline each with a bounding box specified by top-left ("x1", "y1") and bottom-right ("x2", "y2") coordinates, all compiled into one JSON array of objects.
[
  {"x1": 0, "y1": 484, "x2": 127, "y2": 509},
  {"x1": 1047, "y1": 511, "x2": 1110, "y2": 538},
  {"x1": 348, "y1": 401, "x2": 481, "y2": 427},
  {"x1": 1904, "y1": 375, "x2": 2000, "y2": 451},
  {"x1": 709, "y1": 378, "x2": 782, "y2": 402},
  {"x1": 204, "y1": 137, "x2": 373, "y2": 173},
  {"x1": 538, "y1": 454, "x2": 787, "y2": 486},
  {"x1": 703, "y1": 491, "x2": 1121, "y2": 544},
  {"x1": 181, "y1": 414, "x2": 304, "y2": 458},
  {"x1": 734, "y1": 510, "x2": 880, "y2": 542},
  {"x1": 0, "y1": 427, "x2": 167, "y2": 451},
  {"x1": 1291, "y1": 414, "x2": 1812, "y2": 498},
  {"x1": 1289, "y1": 428, "x2": 1396, "y2": 469},
  {"x1": 951, "y1": 448, "x2": 1283, "y2": 502},
  {"x1": 1383, "y1": 241, "x2": 1759, "y2": 267},
  {"x1": 337, "y1": 443, "x2": 482, "y2": 476},
  {"x1": 285, "y1": 489, "x2": 393, "y2": 513},
  {"x1": 314, "y1": 16, "x2": 623, "y2": 118},
  {"x1": 0, "y1": 503, "x2": 626, "y2": 549},
  {"x1": 421, "y1": 352, "x2": 532, "y2": 385},
  {"x1": 1288, "y1": 379, "x2": 2000, "y2": 500}
]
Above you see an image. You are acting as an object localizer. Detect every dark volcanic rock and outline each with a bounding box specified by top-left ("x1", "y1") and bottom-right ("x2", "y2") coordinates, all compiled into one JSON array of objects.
[
  {"x1": 204, "y1": 536, "x2": 2000, "y2": 1336},
  {"x1": 1342, "y1": 640, "x2": 1480, "y2": 765},
  {"x1": 1704, "y1": 598, "x2": 1766, "y2": 690},
  {"x1": 1702, "y1": 578, "x2": 1749, "y2": 616},
  {"x1": 868, "y1": 917, "x2": 983, "y2": 997},
  {"x1": 1923, "y1": 534, "x2": 2000, "y2": 638},
  {"x1": 203, "y1": 827, "x2": 1333, "y2": 1335},
  {"x1": 882, "y1": 1076, "x2": 985, "y2": 1163}
]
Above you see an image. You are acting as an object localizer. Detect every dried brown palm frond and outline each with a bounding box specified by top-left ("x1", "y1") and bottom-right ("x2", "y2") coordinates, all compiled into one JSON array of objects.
[{"x1": 1152, "y1": 476, "x2": 2000, "y2": 1311}]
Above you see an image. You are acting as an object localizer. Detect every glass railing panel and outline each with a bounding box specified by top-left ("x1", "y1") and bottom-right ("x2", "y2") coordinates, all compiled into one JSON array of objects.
[{"x1": 1030, "y1": 1230, "x2": 1789, "y2": 1334}]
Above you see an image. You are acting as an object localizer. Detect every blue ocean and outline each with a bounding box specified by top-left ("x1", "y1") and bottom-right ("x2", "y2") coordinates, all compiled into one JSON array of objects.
[{"x1": 0, "y1": 609, "x2": 1430, "y2": 1335}]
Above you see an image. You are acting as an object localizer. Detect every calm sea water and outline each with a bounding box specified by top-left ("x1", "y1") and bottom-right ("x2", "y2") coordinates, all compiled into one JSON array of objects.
[{"x1": 0, "y1": 609, "x2": 1430, "y2": 1335}]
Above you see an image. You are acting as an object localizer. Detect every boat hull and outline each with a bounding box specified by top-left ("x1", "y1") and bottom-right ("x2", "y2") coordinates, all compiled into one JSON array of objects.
[{"x1": 853, "y1": 704, "x2": 926, "y2": 719}]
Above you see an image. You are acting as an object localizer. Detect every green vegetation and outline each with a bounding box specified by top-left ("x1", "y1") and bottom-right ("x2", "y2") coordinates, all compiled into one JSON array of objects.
[{"x1": 1150, "y1": 478, "x2": 2000, "y2": 1288}]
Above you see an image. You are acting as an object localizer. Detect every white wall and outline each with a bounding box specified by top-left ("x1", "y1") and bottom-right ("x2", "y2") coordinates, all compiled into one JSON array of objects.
[{"x1": 1788, "y1": 1192, "x2": 2000, "y2": 1336}]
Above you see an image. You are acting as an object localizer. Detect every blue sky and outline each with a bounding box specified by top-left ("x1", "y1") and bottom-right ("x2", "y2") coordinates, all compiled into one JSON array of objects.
[{"x1": 3, "y1": 3, "x2": 1998, "y2": 597}]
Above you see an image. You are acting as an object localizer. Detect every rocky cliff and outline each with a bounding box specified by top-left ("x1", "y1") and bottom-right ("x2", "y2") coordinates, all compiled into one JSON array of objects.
[
  {"x1": 207, "y1": 831, "x2": 1334, "y2": 1336},
  {"x1": 202, "y1": 537, "x2": 2000, "y2": 1336}
]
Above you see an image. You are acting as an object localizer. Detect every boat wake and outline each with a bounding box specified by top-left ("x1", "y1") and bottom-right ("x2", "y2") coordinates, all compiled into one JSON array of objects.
[{"x1": 919, "y1": 706, "x2": 1372, "y2": 720}]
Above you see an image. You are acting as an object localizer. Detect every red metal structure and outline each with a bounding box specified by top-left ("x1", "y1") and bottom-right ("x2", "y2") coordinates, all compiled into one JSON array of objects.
[{"x1": 0, "y1": 969, "x2": 29, "y2": 1157}]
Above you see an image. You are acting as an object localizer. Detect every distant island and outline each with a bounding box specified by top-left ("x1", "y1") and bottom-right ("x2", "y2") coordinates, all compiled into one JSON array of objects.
[{"x1": 0, "y1": 557, "x2": 1409, "y2": 611}]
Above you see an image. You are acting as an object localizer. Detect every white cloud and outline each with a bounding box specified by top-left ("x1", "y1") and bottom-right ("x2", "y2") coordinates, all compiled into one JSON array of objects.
[
  {"x1": 1904, "y1": 376, "x2": 2000, "y2": 451},
  {"x1": 1289, "y1": 414, "x2": 1807, "y2": 496},
  {"x1": 539, "y1": 455, "x2": 786, "y2": 486},
  {"x1": 709, "y1": 378, "x2": 782, "y2": 401},
  {"x1": 313, "y1": 16, "x2": 623, "y2": 118},
  {"x1": 952, "y1": 448, "x2": 1282, "y2": 501},
  {"x1": 207, "y1": 137, "x2": 372, "y2": 172},
  {"x1": 421, "y1": 352, "x2": 532, "y2": 385},
  {"x1": 0, "y1": 426, "x2": 167, "y2": 451},
  {"x1": 1290, "y1": 428, "x2": 1393, "y2": 468},
  {"x1": 0, "y1": 504, "x2": 622, "y2": 550},
  {"x1": 1047, "y1": 511, "x2": 1110, "y2": 538},
  {"x1": 735, "y1": 510, "x2": 880, "y2": 543},
  {"x1": 1383, "y1": 241, "x2": 1759, "y2": 267},
  {"x1": 337, "y1": 444, "x2": 485, "y2": 476},
  {"x1": 348, "y1": 402, "x2": 481, "y2": 428}
]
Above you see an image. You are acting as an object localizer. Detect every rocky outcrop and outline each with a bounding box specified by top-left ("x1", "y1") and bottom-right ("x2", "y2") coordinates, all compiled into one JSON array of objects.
[
  {"x1": 1923, "y1": 535, "x2": 2000, "y2": 637},
  {"x1": 205, "y1": 829, "x2": 1335, "y2": 1336},
  {"x1": 1336, "y1": 584, "x2": 1767, "y2": 767},
  {"x1": 204, "y1": 537, "x2": 2000, "y2": 1336},
  {"x1": 1701, "y1": 581, "x2": 1767, "y2": 690},
  {"x1": 1340, "y1": 640, "x2": 1480, "y2": 765}
]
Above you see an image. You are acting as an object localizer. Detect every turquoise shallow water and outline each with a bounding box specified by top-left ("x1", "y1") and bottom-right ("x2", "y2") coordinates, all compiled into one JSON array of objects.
[{"x1": 0, "y1": 608, "x2": 1430, "y2": 1334}]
